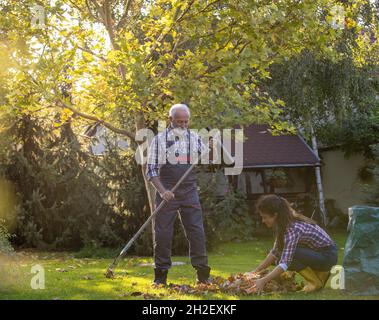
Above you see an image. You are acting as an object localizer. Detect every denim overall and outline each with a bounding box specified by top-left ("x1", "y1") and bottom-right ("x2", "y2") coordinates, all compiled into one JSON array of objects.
[{"x1": 153, "y1": 129, "x2": 208, "y2": 272}]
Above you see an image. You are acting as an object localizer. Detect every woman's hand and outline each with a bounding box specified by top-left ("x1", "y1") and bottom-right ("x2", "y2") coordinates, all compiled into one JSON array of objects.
[
  {"x1": 252, "y1": 265, "x2": 284, "y2": 294},
  {"x1": 244, "y1": 269, "x2": 263, "y2": 279},
  {"x1": 252, "y1": 278, "x2": 267, "y2": 295}
]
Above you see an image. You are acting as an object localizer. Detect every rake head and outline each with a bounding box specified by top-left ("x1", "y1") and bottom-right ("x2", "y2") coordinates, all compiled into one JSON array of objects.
[
  {"x1": 105, "y1": 267, "x2": 115, "y2": 279},
  {"x1": 105, "y1": 258, "x2": 119, "y2": 279}
]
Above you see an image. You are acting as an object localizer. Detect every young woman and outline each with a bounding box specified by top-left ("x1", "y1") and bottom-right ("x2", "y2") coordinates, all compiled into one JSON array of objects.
[{"x1": 251, "y1": 194, "x2": 338, "y2": 294}]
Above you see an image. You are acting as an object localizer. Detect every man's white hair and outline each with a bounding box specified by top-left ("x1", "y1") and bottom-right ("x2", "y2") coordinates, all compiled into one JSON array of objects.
[{"x1": 169, "y1": 103, "x2": 190, "y2": 117}]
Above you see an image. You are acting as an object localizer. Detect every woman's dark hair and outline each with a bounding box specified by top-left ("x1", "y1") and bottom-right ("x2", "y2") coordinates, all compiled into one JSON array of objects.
[{"x1": 256, "y1": 194, "x2": 316, "y2": 251}]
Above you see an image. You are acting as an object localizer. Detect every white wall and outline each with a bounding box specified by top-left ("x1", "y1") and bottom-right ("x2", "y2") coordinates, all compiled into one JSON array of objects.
[{"x1": 320, "y1": 149, "x2": 368, "y2": 215}]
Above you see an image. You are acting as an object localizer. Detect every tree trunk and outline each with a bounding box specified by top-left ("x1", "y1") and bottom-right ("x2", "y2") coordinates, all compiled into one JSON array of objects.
[
  {"x1": 99, "y1": 5, "x2": 157, "y2": 239},
  {"x1": 310, "y1": 125, "x2": 327, "y2": 226},
  {"x1": 134, "y1": 111, "x2": 156, "y2": 214}
]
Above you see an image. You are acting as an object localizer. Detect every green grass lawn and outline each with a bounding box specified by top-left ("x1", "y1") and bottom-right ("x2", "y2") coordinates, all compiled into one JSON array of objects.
[{"x1": 0, "y1": 232, "x2": 378, "y2": 300}]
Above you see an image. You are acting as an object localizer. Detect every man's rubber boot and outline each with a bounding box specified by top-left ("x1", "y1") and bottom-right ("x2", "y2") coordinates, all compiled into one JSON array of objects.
[
  {"x1": 298, "y1": 267, "x2": 323, "y2": 293},
  {"x1": 153, "y1": 269, "x2": 168, "y2": 286},
  {"x1": 196, "y1": 266, "x2": 211, "y2": 284},
  {"x1": 314, "y1": 270, "x2": 331, "y2": 288}
]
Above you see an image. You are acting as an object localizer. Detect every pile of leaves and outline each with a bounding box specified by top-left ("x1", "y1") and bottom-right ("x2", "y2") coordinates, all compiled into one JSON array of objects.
[{"x1": 168, "y1": 270, "x2": 303, "y2": 296}]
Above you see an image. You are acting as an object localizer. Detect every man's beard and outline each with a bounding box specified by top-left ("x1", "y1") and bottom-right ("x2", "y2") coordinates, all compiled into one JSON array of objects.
[{"x1": 172, "y1": 126, "x2": 187, "y2": 136}]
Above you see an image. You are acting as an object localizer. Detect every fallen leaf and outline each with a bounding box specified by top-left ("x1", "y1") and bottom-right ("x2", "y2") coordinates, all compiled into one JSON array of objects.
[
  {"x1": 244, "y1": 286, "x2": 256, "y2": 294},
  {"x1": 168, "y1": 271, "x2": 299, "y2": 296}
]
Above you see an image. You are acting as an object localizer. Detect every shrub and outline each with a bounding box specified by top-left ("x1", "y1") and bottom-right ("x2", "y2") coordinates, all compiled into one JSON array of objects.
[
  {"x1": 1, "y1": 114, "x2": 253, "y2": 256},
  {"x1": 365, "y1": 144, "x2": 379, "y2": 207}
]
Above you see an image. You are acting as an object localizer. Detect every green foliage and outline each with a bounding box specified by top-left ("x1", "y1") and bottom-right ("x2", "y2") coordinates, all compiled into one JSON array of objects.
[
  {"x1": 0, "y1": 220, "x2": 13, "y2": 254},
  {"x1": 1, "y1": 0, "x2": 378, "y2": 257},
  {"x1": 0, "y1": 114, "x2": 130, "y2": 250},
  {"x1": 0, "y1": 113, "x2": 252, "y2": 254},
  {"x1": 0, "y1": 0, "x2": 354, "y2": 130},
  {"x1": 265, "y1": 50, "x2": 379, "y2": 153},
  {"x1": 364, "y1": 144, "x2": 379, "y2": 207},
  {"x1": 268, "y1": 51, "x2": 377, "y2": 123},
  {"x1": 317, "y1": 113, "x2": 379, "y2": 158},
  {"x1": 265, "y1": 169, "x2": 294, "y2": 189},
  {"x1": 198, "y1": 170, "x2": 254, "y2": 243}
]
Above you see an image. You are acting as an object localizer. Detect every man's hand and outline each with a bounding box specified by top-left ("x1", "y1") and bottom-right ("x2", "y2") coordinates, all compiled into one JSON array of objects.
[
  {"x1": 161, "y1": 190, "x2": 175, "y2": 202},
  {"x1": 150, "y1": 177, "x2": 175, "y2": 202}
]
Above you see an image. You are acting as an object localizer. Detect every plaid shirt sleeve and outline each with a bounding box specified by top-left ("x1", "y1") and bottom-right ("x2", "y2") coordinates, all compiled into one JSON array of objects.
[
  {"x1": 278, "y1": 227, "x2": 302, "y2": 271},
  {"x1": 146, "y1": 136, "x2": 160, "y2": 180}
]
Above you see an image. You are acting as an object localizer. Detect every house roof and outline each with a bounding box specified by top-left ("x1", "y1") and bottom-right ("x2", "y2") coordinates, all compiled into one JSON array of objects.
[{"x1": 232, "y1": 124, "x2": 320, "y2": 168}]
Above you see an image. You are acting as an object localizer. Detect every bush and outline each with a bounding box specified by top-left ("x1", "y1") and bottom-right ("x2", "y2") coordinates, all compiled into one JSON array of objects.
[
  {"x1": 365, "y1": 144, "x2": 379, "y2": 207},
  {"x1": 0, "y1": 114, "x2": 253, "y2": 256},
  {"x1": 0, "y1": 220, "x2": 13, "y2": 254},
  {"x1": 1, "y1": 115, "x2": 137, "y2": 250},
  {"x1": 198, "y1": 170, "x2": 254, "y2": 243}
]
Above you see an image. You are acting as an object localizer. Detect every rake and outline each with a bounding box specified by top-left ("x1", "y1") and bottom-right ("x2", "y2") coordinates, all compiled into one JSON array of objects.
[{"x1": 105, "y1": 162, "x2": 197, "y2": 278}]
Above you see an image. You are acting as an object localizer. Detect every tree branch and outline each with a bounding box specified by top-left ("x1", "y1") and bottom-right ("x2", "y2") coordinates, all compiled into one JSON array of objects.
[
  {"x1": 67, "y1": 0, "x2": 86, "y2": 15},
  {"x1": 7, "y1": 46, "x2": 135, "y2": 141},
  {"x1": 116, "y1": 0, "x2": 134, "y2": 30},
  {"x1": 144, "y1": 0, "x2": 196, "y2": 63},
  {"x1": 176, "y1": 0, "x2": 197, "y2": 23},
  {"x1": 85, "y1": 0, "x2": 104, "y2": 24},
  {"x1": 76, "y1": 44, "x2": 107, "y2": 62},
  {"x1": 237, "y1": 41, "x2": 252, "y2": 55},
  {"x1": 56, "y1": 99, "x2": 135, "y2": 141},
  {"x1": 178, "y1": 0, "x2": 221, "y2": 22}
]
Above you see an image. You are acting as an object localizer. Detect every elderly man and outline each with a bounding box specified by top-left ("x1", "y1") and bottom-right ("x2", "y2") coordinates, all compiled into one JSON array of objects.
[{"x1": 146, "y1": 103, "x2": 211, "y2": 286}]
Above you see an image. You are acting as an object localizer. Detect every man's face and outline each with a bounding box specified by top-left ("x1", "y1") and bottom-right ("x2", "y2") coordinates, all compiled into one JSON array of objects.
[{"x1": 170, "y1": 109, "x2": 190, "y2": 129}]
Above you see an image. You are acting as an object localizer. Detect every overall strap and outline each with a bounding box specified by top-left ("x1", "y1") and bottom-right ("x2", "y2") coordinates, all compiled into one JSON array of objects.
[{"x1": 187, "y1": 129, "x2": 191, "y2": 163}]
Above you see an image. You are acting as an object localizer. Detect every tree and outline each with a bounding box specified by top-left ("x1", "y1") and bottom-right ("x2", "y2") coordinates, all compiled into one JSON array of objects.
[
  {"x1": 1, "y1": 0, "x2": 358, "y2": 217},
  {"x1": 263, "y1": 0, "x2": 379, "y2": 223}
]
